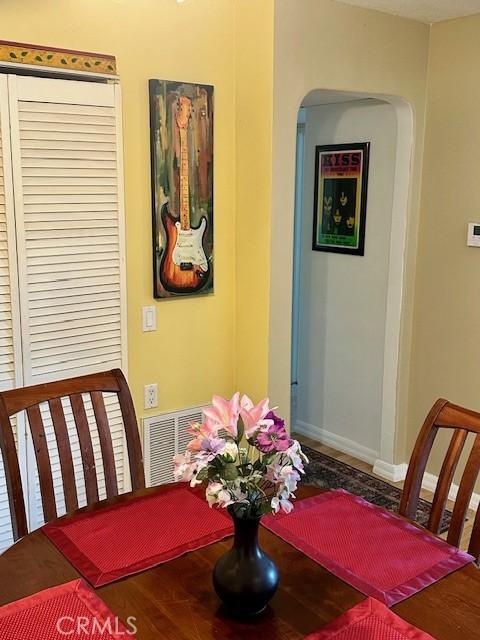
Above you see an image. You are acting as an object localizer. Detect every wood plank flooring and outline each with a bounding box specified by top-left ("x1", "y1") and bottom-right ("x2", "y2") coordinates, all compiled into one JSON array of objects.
[{"x1": 294, "y1": 434, "x2": 475, "y2": 551}]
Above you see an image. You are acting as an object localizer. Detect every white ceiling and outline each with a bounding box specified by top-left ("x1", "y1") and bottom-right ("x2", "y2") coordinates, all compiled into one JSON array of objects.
[{"x1": 334, "y1": 0, "x2": 480, "y2": 23}]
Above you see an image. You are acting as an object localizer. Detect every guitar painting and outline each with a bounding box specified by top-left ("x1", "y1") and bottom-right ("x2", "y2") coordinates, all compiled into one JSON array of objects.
[{"x1": 149, "y1": 80, "x2": 213, "y2": 298}]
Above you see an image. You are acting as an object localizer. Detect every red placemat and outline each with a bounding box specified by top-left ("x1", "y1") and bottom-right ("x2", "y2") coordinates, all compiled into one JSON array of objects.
[
  {"x1": 0, "y1": 579, "x2": 134, "y2": 639},
  {"x1": 43, "y1": 484, "x2": 233, "y2": 587},
  {"x1": 304, "y1": 597, "x2": 436, "y2": 639},
  {"x1": 262, "y1": 489, "x2": 473, "y2": 606}
]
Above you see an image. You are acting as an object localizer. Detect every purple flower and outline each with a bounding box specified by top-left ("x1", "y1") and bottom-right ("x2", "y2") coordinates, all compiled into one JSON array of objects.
[
  {"x1": 265, "y1": 410, "x2": 285, "y2": 429},
  {"x1": 256, "y1": 424, "x2": 292, "y2": 453},
  {"x1": 197, "y1": 437, "x2": 226, "y2": 462}
]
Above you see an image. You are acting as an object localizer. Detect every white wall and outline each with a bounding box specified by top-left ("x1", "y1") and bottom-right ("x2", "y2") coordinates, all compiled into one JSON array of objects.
[{"x1": 296, "y1": 99, "x2": 397, "y2": 459}]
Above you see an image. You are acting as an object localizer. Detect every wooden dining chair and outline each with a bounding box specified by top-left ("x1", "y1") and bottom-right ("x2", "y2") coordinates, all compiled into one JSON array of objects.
[
  {"x1": 399, "y1": 398, "x2": 480, "y2": 561},
  {"x1": 0, "y1": 368, "x2": 144, "y2": 542}
]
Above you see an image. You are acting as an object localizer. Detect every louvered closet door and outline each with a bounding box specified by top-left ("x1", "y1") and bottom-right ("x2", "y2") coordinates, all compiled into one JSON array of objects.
[
  {"x1": 8, "y1": 75, "x2": 127, "y2": 384},
  {"x1": 8, "y1": 75, "x2": 129, "y2": 530},
  {"x1": 0, "y1": 76, "x2": 23, "y2": 551}
]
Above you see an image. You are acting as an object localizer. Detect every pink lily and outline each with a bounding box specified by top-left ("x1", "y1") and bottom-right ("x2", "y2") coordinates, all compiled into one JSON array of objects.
[
  {"x1": 187, "y1": 420, "x2": 219, "y2": 439},
  {"x1": 240, "y1": 395, "x2": 271, "y2": 437},
  {"x1": 203, "y1": 393, "x2": 240, "y2": 438}
]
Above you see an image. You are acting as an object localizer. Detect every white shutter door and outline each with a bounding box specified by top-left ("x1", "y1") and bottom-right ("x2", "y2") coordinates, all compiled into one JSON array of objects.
[
  {"x1": 7, "y1": 75, "x2": 128, "y2": 530},
  {"x1": 0, "y1": 76, "x2": 23, "y2": 551},
  {"x1": 8, "y1": 76, "x2": 127, "y2": 385}
]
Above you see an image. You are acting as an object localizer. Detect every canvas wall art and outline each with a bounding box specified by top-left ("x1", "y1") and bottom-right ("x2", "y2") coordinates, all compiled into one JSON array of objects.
[
  {"x1": 312, "y1": 142, "x2": 370, "y2": 256},
  {"x1": 149, "y1": 79, "x2": 214, "y2": 298}
]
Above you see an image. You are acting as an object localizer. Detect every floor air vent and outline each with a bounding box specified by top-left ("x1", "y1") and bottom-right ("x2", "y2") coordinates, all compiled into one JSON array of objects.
[{"x1": 143, "y1": 406, "x2": 207, "y2": 486}]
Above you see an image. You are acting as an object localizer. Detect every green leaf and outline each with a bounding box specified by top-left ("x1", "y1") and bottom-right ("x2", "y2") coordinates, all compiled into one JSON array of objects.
[
  {"x1": 9, "y1": 52, "x2": 17, "y2": 59},
  {"x1": 21, "y1": 51, "x2": 28, "y2": 57},
  {"x1": 263, "y1": 452, "x2": 276, "y2": 465},
  {"x1": 94, "y1": 60, "x2": 101, "y2": 66},
  {"x1": 258, "y1": 502, "x2": 274, "y2": 516},
  {"x1": 34, "y1": 56, "x2": 42, "y2": 62},
  {"x1": 223, "y1": 463, "x2": 238, "y2": 481},
  {"x1": 211, "y1": 456, "x2": 225, "y2": 471},
  {"x1": 236, "y1": 416, "x2": 245, "y2": 444},
  {"x1": 71, "y1": 57, "x2": 78, "y2": 63},
  {"x1": 60, "y1": 58, "x2": 67, "y2": 65},
  {"x1": 85, "y1": 61, "x2": 91, "y2": 68},
  {"x1": 196, "y1": 468, "x2": 208, "y2": 482},
  {"x1": 253, "y1": 459, "x2": 264, "y2": 472},
  {"x1": 46, "y1": 54, "x2": 53, "y2": 60},
  {"x1": 207, "y1": 466, "x2": 219, "y2": 480},
  {"x1": 107, "y1": 64, "x2": 114, "y2": 71}
]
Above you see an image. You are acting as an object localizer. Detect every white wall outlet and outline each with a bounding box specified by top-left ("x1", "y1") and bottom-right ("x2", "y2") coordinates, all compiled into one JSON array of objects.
[
  {"x1": 144, "y1": 383, "x2": 158, "y2": 409},
  {"x1": 142, "y1": 306, "x2": 156, "y2": 332}
]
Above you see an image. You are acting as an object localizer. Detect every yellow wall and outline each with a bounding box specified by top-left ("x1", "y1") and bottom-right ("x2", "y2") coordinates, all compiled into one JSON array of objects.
[
  {"x1": 269, "y1": 0, "x2": 430, "y2": 460},
  {"x1": 408, "y1": 14, "x2": 480, "y2": 469},
  {"x1": 234, "y1": 0, "x2": 274, "y2": 399},
  {"x1": 0, "y1": 0, "x2": 238, "y2": 418}
]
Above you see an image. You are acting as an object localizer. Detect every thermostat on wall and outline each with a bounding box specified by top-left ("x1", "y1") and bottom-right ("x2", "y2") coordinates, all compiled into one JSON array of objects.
[{"x1": 467, "y1": 223, "x2": 480, "y2": 247}]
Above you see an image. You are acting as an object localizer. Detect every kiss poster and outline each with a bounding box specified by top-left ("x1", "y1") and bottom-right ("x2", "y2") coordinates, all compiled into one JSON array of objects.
[{"x1": 312, "y1": 142, "x2": 370, "y2": 256}]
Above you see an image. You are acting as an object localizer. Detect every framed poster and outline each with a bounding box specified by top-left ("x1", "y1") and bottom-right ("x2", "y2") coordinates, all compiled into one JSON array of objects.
[
  {"x1": 149, "y1": 79, "x2": 214, "y2": 298},
  {"x1": 312, "y1": 142, "x2": 370, "y2": 256}
]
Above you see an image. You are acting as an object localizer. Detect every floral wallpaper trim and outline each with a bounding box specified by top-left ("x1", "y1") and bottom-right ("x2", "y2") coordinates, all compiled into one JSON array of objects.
[{"x1": 0, "y1": 40, "x2": 117, "y2": 75}]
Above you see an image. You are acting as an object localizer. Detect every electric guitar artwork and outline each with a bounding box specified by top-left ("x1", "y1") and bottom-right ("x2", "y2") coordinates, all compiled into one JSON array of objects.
[{"x1": 159, "y1": 96, "x2": 210, "y2": 293}]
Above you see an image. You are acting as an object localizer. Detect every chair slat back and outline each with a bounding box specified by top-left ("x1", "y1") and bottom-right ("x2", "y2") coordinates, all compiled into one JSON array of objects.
[
  {"x1": 447, "y1": 434, "x2": 480, "y2": 549},
  {"x1": 0, "y1": 398, "x2": 27, "y2": 540},
  {"x1": 91, "y1": 391, "x2": 118, "y2": 499},
  {"x1": 26, "y1": 404, "x2": 57, "y2": 523},
  {"x1": 400, "y1": 398, "x2": 480, "y2": 560},
  {"x1": 428, "y1": 428, "x2": 468, "y2": 533},
  {"x1": 0, "y1": 369, "x2": 144, "y2": 541},
  {"x1": 48, "y1": 397, "x2": 78, "y2": 513},
  {"x1": 69, "y1": 392, "x2": 99, "y2": 506}
]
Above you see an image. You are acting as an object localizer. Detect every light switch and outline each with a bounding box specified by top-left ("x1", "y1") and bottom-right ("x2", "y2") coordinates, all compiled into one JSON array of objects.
[{"x1": 142, "y1": 306, "x2": 156, "y2": 332}]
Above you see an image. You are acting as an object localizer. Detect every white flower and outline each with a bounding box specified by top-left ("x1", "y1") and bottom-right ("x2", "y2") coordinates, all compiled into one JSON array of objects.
[
  {"x1": 231, "y1": 487, "x2": 248, "y2": 503},
  {"x1": 266, "y1": 463, "x2": 300, "y2": 493},
  {"x1": 286, "y1": 439, "x2": 308, "y2": 472},
  {"x1": 206, "y1": 481, "x2": 233, "y2": 508},
  {"x1": 223, "y1": 441, "x2": 238, "y2": 462},
  {"x1": 173, "y1": 452, "x2": 195, "y2": 482},
  {"x1": 271, "y1": 490, "x2": 294, "y2": 514},
  {"x1": 206, "y1": 482, "x2": 223, "y2": 507}
]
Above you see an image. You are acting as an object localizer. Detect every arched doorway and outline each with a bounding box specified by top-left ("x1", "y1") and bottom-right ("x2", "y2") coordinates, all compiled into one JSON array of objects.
[{"x1": 271, "y1": 88, "x2": 413, "y2": 478}]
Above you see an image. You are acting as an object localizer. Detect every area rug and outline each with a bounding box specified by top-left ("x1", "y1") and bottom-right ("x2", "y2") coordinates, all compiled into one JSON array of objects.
[{"x1": 302, "y1": 446, "x2": 452, "y2": 533}]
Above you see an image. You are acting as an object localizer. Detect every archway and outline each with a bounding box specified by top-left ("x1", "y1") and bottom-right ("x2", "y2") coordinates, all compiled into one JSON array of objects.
[{"x1": 269, "y1": 88, "x2": 413, "y2": 479}]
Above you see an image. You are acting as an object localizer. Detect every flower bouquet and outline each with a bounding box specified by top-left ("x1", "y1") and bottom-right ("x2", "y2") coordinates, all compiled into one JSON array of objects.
[
  {"x1": 173, "y1": 393, "x2": 308, "y2": 518},
  {"x1": 173, "y1": 392, "x2": 308, "y2": 617}
]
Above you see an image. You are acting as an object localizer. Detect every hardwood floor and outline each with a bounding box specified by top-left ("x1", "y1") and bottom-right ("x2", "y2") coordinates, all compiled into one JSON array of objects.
[{"x1": 294, "y1": 434, "x2": 475, "y2": 551}]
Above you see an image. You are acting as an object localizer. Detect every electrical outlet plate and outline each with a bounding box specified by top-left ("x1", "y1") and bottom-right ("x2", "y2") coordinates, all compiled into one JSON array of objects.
[{"x1": 144, "y1": 383, "x2": 158, "y2": 409}]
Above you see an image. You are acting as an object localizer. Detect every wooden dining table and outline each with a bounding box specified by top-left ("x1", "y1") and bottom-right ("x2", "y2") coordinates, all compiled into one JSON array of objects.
[{"x1": 1, "y1": 484, "x2": 479, "y2": 639}]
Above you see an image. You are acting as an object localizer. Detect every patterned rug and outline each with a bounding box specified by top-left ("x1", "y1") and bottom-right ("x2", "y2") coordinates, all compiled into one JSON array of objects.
[{"x1": 302, "y1": 446, "x2": 452, "y2": 533}]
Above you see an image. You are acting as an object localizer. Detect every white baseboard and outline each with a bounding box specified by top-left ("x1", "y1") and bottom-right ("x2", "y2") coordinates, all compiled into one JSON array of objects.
[
  {"x1": 295, "y1": 420, "x2": 379, "y2": 465},
  {"x1": 295, "y1": 421, "x2": 480, "y2": 512},
  {"x1": 421, "y1": 471, "x2": 480, "y2": 512},
  {"x1": 373, "y1": 459, "x2": 408, "y2": 483}
]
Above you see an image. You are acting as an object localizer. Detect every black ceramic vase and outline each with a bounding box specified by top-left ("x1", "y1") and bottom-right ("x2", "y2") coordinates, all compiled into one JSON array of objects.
[{"x1": 213, "y1": 507, "x2": 279, "y2": 617}]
